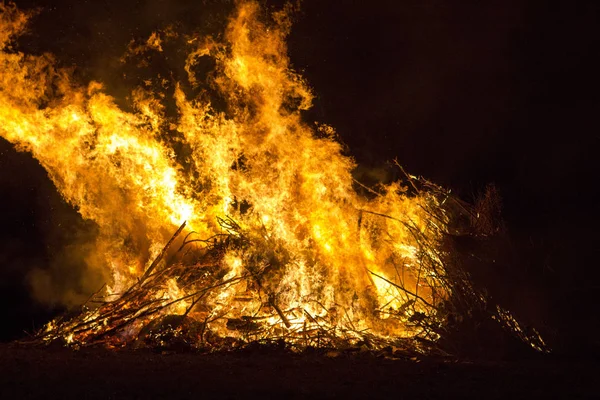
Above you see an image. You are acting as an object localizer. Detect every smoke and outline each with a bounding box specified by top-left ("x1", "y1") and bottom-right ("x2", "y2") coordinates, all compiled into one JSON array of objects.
[
  {"x1": 26, "y1": 222, "x2": 105, "y2": 308},
  {"x1": 0, "y1": 142, "x2": 104, "y2": 310}
]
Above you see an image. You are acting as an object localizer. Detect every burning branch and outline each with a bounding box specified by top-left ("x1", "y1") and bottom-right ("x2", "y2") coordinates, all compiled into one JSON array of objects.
[{"x1": 142, "y1": 221, "x2": 187, "y2": 280}]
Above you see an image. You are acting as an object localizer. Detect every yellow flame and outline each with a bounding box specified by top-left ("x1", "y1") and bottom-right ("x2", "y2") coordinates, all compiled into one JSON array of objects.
[{"x1": 0, "y1": 1, "x2": 448, "y2": 342}]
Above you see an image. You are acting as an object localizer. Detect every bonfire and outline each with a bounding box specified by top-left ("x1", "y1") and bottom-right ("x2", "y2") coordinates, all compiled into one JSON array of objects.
[{"x1": 0, "y1": 1, "x2": 546, "y2": 356}]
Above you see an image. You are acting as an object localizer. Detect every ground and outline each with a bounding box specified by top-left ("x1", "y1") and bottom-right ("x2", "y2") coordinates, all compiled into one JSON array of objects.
[{"x1": 0, "y1": 343, "x2": 597, "y2": 399}]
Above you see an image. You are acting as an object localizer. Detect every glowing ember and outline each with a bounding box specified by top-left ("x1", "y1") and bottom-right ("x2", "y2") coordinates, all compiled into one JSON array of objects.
[{"x1": 0, "y1": 2, "x2": 547, "y2": 353}]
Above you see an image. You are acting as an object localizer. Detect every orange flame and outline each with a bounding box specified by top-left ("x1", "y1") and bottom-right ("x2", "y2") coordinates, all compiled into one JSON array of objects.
[{"x1": 0, "y1": 2, "x2": 448, "y2": 343}]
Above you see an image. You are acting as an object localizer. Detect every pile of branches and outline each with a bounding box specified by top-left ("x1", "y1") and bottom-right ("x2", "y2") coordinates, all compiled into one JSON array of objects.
[
  {"x1": 397, "y1": 175, "x2": 549, "y2": 357},
  {"x1": 26, "y1": 216, "x2": 398, "y2": 352},
  {"x1": 24, "y1": 174, "x2": 549, "y2": 358},
  {"x1": 352, "y1": 166, "x2": 548, "y2": 357},
  {"x1": 30, "y1": 221, "x2": 242, "y2": 349}
]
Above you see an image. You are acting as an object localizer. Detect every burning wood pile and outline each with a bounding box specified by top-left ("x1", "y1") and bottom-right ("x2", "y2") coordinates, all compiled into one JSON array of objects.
[
  {"x1": 1, "y1": 2, "x2": 547, "y2": 357},
  {"x1": 33, "y1": 176, "x2": 547, "y2": 357}
]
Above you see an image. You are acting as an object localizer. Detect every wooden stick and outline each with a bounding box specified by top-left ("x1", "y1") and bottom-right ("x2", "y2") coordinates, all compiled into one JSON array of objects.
[
  {"x1": 142, "y1": 221, "x2": 187, "y2": 280},
  {"x1": 269, "y1": 294, "x2": 291, "y2": 328},
  {"x1": 367, "y1": 269, "x2": 434, "y2": 308}
]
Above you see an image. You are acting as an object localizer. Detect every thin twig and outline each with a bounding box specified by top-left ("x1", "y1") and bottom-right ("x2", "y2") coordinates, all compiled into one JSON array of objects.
[
  {"x1": 143, "y1": 221, "x2": 187, "y2": 280},
  {"x1": 367, "y1": 269, "x2": 434, "y2": 309}
]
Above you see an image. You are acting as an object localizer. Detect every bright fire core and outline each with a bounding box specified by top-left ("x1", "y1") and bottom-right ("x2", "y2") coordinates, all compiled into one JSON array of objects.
[{"x1": 0, "y1": 2, "x2": 452, "y2": 348}]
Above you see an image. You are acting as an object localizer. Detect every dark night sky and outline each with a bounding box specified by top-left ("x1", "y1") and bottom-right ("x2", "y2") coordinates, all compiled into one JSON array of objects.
[{"x1": 1, "y1": 0, "x2": 599, "y2": 348}]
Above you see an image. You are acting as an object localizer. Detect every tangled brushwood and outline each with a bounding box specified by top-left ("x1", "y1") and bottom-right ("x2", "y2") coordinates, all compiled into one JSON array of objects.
[{"x1": 32, "y1": 175, "x2": 548, "y2": 357}]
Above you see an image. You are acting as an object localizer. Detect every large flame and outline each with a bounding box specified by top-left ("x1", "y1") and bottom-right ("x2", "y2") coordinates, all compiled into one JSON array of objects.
[{"x1": 0, "y1": 2, "x2": 449, "y2": 346}]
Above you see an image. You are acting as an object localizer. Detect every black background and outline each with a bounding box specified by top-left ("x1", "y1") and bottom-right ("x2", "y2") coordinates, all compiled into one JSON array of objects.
[{"x1": 1, "y1": 0, "x2": 598, "y2": 354}]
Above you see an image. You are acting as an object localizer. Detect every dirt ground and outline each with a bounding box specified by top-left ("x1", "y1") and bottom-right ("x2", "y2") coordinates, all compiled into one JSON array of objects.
[{"x1": 0, "y1": 343, "x2": 597, "y2": 399}]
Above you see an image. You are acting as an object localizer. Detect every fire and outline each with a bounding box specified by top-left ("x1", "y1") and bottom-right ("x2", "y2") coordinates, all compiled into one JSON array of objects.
[{"x1": 0, "y1": 2, "x2": 455, "y2": 349}]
